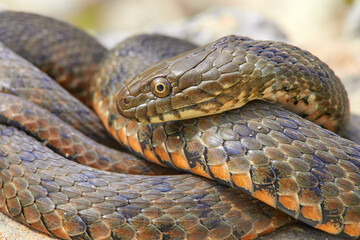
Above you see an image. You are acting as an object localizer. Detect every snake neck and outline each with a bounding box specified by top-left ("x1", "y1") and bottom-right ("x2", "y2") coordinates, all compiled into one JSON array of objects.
[
  {"x1": 90, "y1": 34, "x2": 198, "y2": 141},
  {"x1": 115, "y1": 35, "x2": 350, "y2": 133}
]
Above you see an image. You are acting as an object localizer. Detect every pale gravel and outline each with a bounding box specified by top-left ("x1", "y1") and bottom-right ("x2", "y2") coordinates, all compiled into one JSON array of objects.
[{"x1": 0, "y1": 212, "x2": 55, "y2": 240}]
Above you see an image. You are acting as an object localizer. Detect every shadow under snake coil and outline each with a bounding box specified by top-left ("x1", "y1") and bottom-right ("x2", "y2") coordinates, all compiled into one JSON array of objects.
[{"x1": 0, "y1": 10, "x2": 358, "y2": 240}]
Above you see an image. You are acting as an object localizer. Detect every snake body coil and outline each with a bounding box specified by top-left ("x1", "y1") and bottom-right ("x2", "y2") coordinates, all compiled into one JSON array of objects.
[{"x1": 0, "y1": 11, "x2": 359, "y2": 240}]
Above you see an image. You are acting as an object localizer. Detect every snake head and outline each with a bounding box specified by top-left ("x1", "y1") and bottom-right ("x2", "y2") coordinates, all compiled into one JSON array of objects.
[
  {"x1": 116, "y1": 59, "x2": 175, "y2": 123},
  {"x1": 116, "y1": 47, "x2": 222, "y2": 123},
  {"x1": 116, "y1": 36, "x2": 257, "y2": 124},
  {"x1": 116, "y1": 42, "x2": 226, "y2": 123}
]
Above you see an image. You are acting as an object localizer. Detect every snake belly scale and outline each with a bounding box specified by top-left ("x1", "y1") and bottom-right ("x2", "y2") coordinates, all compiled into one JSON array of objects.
[{"x1": 0, "y1": 10, "x2": 359, "y2": 240}]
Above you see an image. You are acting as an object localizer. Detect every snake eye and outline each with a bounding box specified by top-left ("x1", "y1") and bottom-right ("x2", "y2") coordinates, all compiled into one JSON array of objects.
[{"x1": 150, "y1": 77, "x2": 171, "y2": 98}]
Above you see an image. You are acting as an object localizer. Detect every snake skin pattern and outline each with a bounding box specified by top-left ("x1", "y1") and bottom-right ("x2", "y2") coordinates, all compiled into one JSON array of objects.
[
  {"x1": 116, "y1": 36, "x2": 349, "y2": 134},
  {"x1": 0, "y1": 11, "x2": 359, "y2": 240},
  {"x1": 0, "y1": 11, "x2": 106, "y2": 106}
]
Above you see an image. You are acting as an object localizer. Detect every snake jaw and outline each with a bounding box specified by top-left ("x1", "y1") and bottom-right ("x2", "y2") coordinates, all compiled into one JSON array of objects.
[{"x1": 117, "y1": 63, "x2": 177, "y2": 122}]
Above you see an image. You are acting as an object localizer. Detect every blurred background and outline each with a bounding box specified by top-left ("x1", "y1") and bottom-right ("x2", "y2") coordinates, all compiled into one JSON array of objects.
[{"x1": 0, "y1": 0, "x2": 360, "y2": 111}]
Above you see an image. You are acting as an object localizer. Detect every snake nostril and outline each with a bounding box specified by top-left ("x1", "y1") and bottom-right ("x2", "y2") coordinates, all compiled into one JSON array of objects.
[
  {"x1": 117, "y1": 96, "x2": 133, "y2": 111},
  {"x1": 122, "y1": 97, "x2": 130, "y2": 105}
]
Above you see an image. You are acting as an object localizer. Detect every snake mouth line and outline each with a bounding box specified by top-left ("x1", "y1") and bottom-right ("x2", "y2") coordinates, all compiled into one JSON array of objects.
[{"x1": 142, "y1": 97, "x2": 249, "y2": 123}]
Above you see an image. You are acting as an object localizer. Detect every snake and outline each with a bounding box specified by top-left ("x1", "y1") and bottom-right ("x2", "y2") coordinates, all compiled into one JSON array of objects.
[{"x1": 0, "y1": 10, "x2": 359, "y2": 240}]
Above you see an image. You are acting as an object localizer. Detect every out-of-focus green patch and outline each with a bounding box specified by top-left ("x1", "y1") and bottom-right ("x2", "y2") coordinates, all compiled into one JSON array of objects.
[
  {"x1": 344, "y1": 0, "x2": 354, "y2": 5},
  {"x1": 68, "y1": 3, "x2": 102, "y2": 31}
]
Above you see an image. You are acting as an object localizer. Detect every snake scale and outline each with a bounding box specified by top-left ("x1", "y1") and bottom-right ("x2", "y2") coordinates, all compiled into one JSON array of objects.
[{"x1": 0, "y1": 10, "x2": 359, "y2": 240}]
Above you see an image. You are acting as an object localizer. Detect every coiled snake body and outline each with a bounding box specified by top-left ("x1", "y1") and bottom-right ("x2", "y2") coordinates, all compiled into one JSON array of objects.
[{"x1": 0, "y1": 11, "x2": 359, "y2": 240}]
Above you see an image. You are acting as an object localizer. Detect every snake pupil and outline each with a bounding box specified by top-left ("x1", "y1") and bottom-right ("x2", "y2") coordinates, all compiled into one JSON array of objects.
[
  {"x1": 156, "y1": 83, "x2": 165, "y2": 93},
  {"x1": 150, "y1": 77, "x2": 171, "y2": 98}
]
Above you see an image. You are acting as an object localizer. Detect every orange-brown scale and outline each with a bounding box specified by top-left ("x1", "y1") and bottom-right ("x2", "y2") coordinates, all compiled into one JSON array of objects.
[
  {"x1": 189, "y1": 161, "x2": 211, "y2": 178},
  {"x1": 241, "y1": 231, "x2": 258, "y2": 240},
  {"x1": 171, "y1": 150, "x2": 190, "y2": 171},
  {"x1": 316, "y1": 221, "x2": 343, "y2": 235},
  {"x1": 31, "y1": 221, "x2": 52, "y2": 236},
  {"x1": 154, "y1": 144, "x2": 171, "y2": 164},
  {"x1": 278, "y1": 195, "x2": 299, "y2": 213},
  {"x1": 0, "y1": 93, "x2": 168, "y2": 175},
  {"x1": 344, "y1": 223, "x2": 360, "y2": 238},
  {"x1": 253, "y1": 188, "x2": 277, "y2": 208},
  {"x1": 209, "y1": 163, "x2": 231, "y2": 183},
  {"x1": 232, "y1": 174, "x2": 254, "y2": 193},
  {"x1": 300, "y1": 205, "x2": 322, "y2": 222}
]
